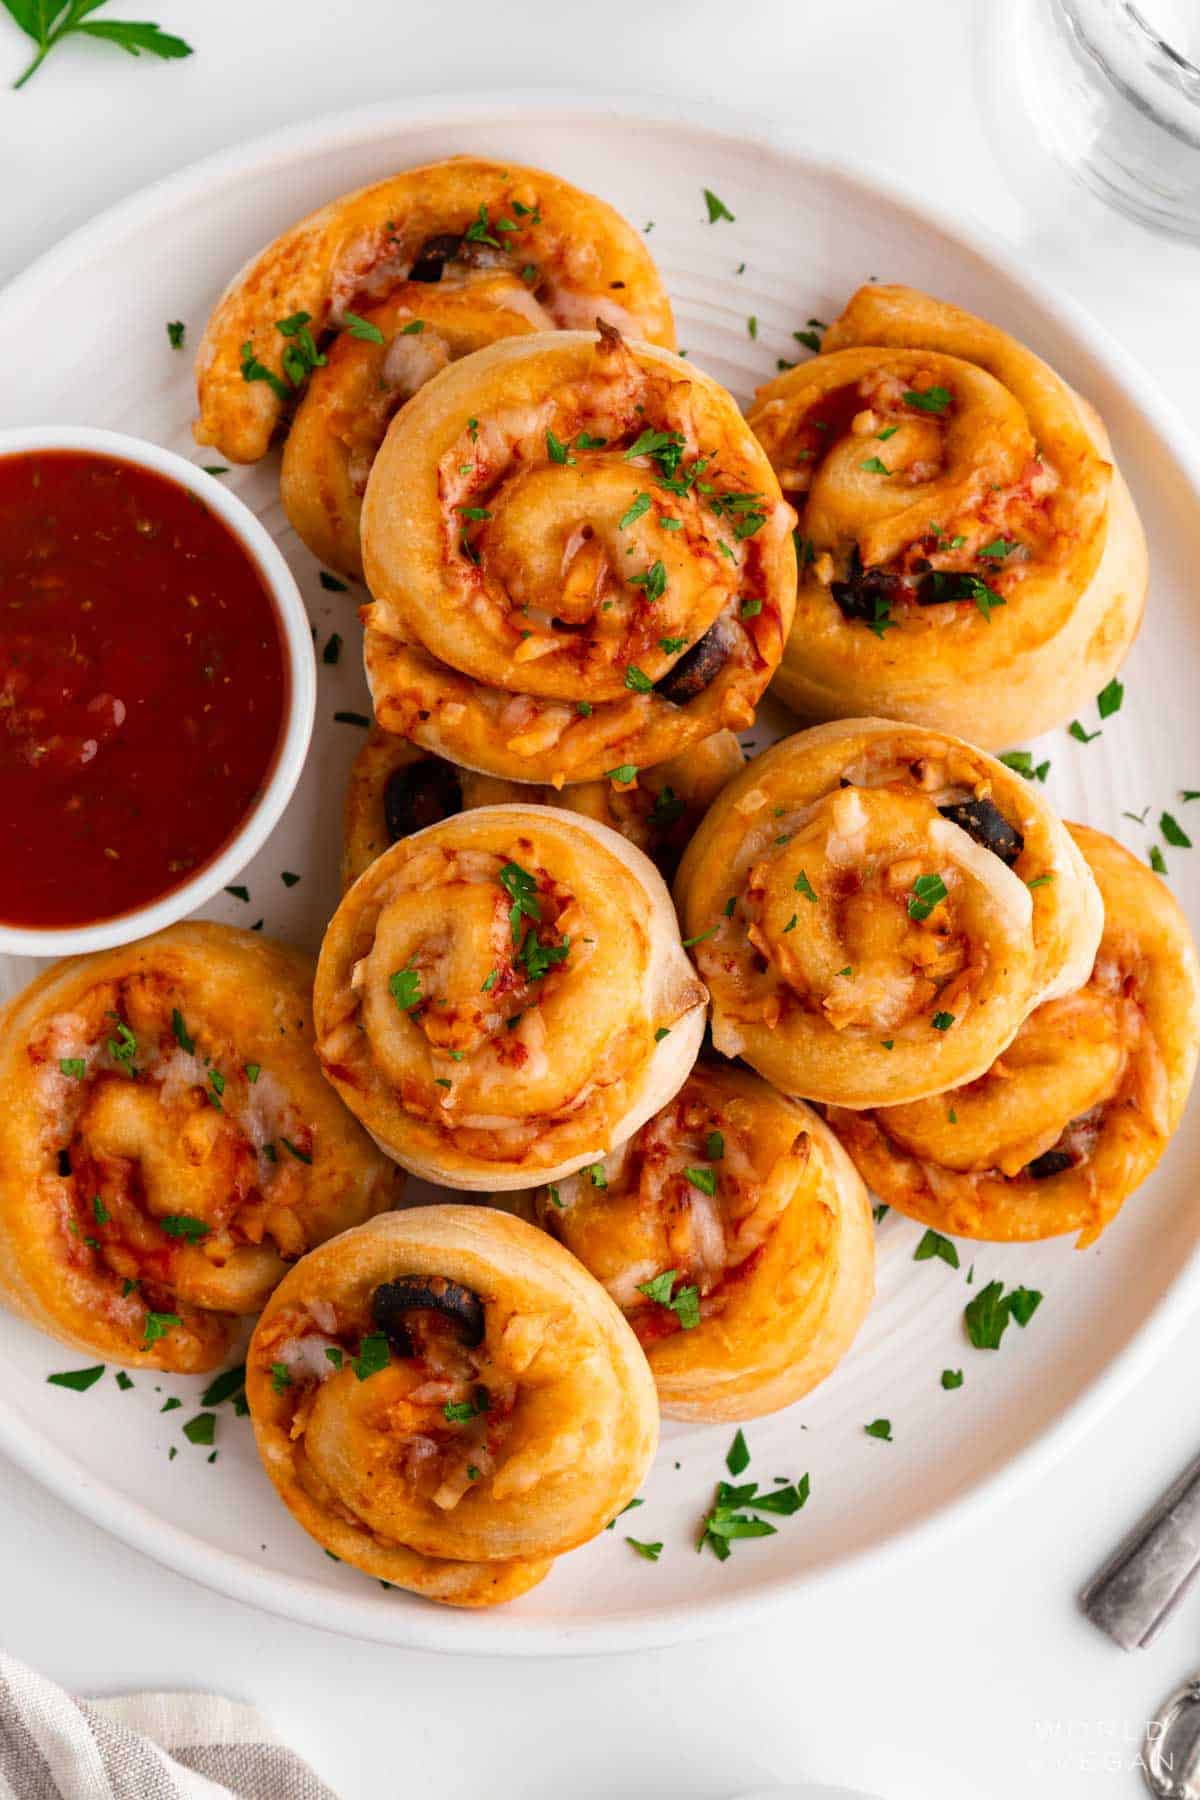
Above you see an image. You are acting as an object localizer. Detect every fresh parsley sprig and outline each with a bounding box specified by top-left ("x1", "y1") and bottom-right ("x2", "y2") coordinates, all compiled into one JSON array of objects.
[{"x1": 5, "y1": 0, "x2": 192, "y2": 89}]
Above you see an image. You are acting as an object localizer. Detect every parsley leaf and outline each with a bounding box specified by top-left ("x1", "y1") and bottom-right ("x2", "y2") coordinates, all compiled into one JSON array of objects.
[
  {"x1": 794, "y1": 870, "x2": 819, "y2": 903},
  {"x1": 628, "y1": 560, "x2": 667, "y2": 602},
  {"x1": 941, "y1": 1368, "x2": 964, "y2": 1390},
  {"x1": 624, "y1": 665, "x2": 653, "y2": 694},
  {"x1": 352, "y1": 1333, "x2": 391, "y2": 1382},
  {"x1": 546, "y1": 428, "x2": 574, "y2": 465},
  {"x1": 1069, "y1": 719, "x2": 1100, "y2": 744},
  {"x1": 389, "y1": 966, "x2": 422, "y2": 1013},
  {"x1": 907, "y1": 873, "x2": 948, "y2": 921},
  {"x1": 143, "y1": 1311, "x2": 181, "y2": 1345},
  {"x1": 498, "y1": 860, "x2": 540, "y2": 942},
  {"x1": 619, "y1": 493, "x2": 651, "y2": 531},
  {"x1": 903, "y1": 386, "x2": 951, "y2": 414},
  {"x1": 684, "y1": 1166, "x2": 717, "y2": 1197},
  {"x1": 166, "y1": 319, "x2": 184, "y2": 349},
  {"x1": 703, "y1": 187, "x2": 735, "y2": 223},
  {"x1": 9, "y1": 3, "x2": 192, "y2": 90},
  {"x1": 48, "y1": 1364, "x2": 105, "y2": 1391},
  {"x1": 1161, "y1": 812, "x2": 1192, "y2": 848},
  {"x1": 726, "y1": 1428, "x2": 750, "y2": 1476},
  {"x1": 59, "y1": 1058, "x2": 85, "y2": 1079},
  {"x1": 963, "y1": 1280, "x2": 1043, "y2": 1349},
  {"x1": 636, "y1": 1268, "x2": 701, "y2": 1330},
  {"x1": 859, "y1": 456, "x2": 891, "y2": 476},
  {"x1": 160, "y1": 1214, "x2": 210, "y2": 1243},
  {"x1": 913, "y1": 1228, "x2": 960, "y2": 1269},
  {"x1": 626, "y1": 1536, "x2": 663, "y2": 1561},
  {"x1": 864, "y1": 1418, "x2": 893, "y2": 1441},
  {"x1": 343, "y1": 311, "x2": 385, "y2": 344}
]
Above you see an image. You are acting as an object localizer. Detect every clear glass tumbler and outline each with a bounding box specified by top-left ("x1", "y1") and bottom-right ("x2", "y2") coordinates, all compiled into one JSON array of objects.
[{"x1": 1017, "y1": 0, "x2": 1200, "y2": 237}]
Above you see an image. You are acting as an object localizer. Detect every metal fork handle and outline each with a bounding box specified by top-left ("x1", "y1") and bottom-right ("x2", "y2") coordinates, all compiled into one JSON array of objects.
[{"x1": 1083, "y1": 1448, "x2": 1200, "y2": 1650}]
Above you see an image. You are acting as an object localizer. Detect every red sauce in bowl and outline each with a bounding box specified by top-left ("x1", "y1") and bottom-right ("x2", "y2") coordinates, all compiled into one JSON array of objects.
[{"x1": 0, "y1": 450, "x2": 287, "y2": 929}]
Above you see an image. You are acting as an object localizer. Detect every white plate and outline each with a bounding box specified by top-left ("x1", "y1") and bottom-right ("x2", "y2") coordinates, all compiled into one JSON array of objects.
[{"x1": 2, "y1": 93, "x2": 1199, "y2": 1656}]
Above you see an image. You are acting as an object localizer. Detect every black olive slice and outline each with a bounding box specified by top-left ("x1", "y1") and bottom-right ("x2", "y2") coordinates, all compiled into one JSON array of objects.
[
  {"x1": 371, "y1": 1275, "x2": 486, "y2": 1355},
  {"x1": 383, "y1": 757, "x2": 463, "y2": 842},
  {"x1": 655, "y1": 621, "x2": 731, "y2": 706},
  {"x1": 830, "y1": 544, "x2": 903, "y2": 624},
  {"x1": 407, "y1": 232, "x2": 464, "y2": 283},
  {"x1": 937, "y1": 797, "x2": 1024, "y2": 868},
  {"x1": 1024, "y1": 1147, "x2": 1074, "y2": 1181}
]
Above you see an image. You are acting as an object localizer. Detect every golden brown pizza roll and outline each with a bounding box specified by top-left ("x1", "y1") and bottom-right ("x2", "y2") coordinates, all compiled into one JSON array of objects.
[
  {"x1": 340, "y1": 725, "x2": 744, "y2": 892},
  {"x1": 0, "y1": 924, "x2": 402, "y2": 1372},
  {"x1": 827, "y1": 825, "x2": 1200, "y2": 1246},
  {"x1": 316, "y1": 805, "x2": 708, "y2": 1188},
  {"x1": 194, "y1": 157, "x2": 674, "y2": 476},
  {"x1": 748, "y1": 284, "x2": 1147, "y2": 746},
  {"x1": 673, "y1": 720, "x2": 1102, "y2": 1108},
  {"x1": 246, "y1": 1206, "x2": 658, "y2": 1607},
  {"x1": 513, "y1": 1062, "x2": 874, "y2": 1421},
  {"x1": 360, "y1": 325, "x2": 797, "y2": 784}
]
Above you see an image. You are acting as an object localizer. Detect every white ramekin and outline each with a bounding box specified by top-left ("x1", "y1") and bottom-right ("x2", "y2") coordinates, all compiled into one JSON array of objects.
[{"x1": 0, "y1": 425, "x2": 316, "y2": 958}]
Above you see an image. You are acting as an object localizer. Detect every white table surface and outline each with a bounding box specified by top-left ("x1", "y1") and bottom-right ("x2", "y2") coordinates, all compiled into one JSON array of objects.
[{"x1": 2, "y1": 2, "x2": 1199, "y2": 1796}]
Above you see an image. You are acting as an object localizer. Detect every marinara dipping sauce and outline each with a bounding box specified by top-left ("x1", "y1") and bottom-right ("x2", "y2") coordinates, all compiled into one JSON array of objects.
[{"x1": 0, "y1": 451, "x2": 287, "y2": 929}]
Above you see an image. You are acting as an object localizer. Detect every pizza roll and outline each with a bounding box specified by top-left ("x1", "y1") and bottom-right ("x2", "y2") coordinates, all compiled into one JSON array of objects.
[
  {"x1": 315, "y1": 805, "x2": 708, "y2": 1188},
  {"x1": 515, "y1": 1062, "x2": 874, "y2": 1421},
  {"x1": 673, "y1": 719, "x2": 1102, "y2": 1108},
  {"x1": 340, "y1": 725, "x2": 744, "y2": 891},
  {"x1": 748, "y1": 284, "x2": 1147, "y2": 746},
  {"x1": 0, "y1": 924, "x2": 402, "y2": 1372},
  {"x1": 194, "y1": 156, "x2": 674, "y2": 471},
  {"x1": 246, "y1": 1206, "x2": 658, "y2": 1607},
  {"x1": 361, "y1": 325, "x2": 796, "y2": 783},
  {"x1": 828, "y1": 826, "x2": 1200, "y2": 1246}
]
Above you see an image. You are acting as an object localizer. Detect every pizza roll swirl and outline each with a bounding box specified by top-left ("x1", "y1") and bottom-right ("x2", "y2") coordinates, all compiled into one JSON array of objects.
[
  {"x1": 194, "y1": 155, "x2": 674, "y2": 468},
  {"x1": 828, "y1": 826, "x2": 1200, "y2": 1246},
  {"x1": 340, "y1": 725, "x2": 743, "y2": 892},
  {"x1": 748, "y1": 284, "x2": 1146, "y2": 747},
  {"x1": 316, "y1": 806, "x2": 708, "y2": 1188},
  {"x1": 515, "y1": 1063, "x2": 873, "y2": 1421},
  {"x1": 673, "y1": 720, "x2": 1102, "y2": 1108},
  {"x1": 361, "y1": 326, "x2": 796, "y2": 784},
  {"x1": 247, "y1": 1207, "x2": 658, "y2": 1607},
  {"x1": 0, "y1": 924, "x2": 402, "y2": 1372}
]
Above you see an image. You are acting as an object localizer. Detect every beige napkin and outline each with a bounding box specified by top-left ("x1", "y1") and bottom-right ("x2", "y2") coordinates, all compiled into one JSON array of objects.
[{"x1": 0, "y1": 1654, "x2": 337, "y2": 1799}]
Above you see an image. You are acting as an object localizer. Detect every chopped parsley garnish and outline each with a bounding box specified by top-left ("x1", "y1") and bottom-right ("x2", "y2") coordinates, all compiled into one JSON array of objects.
[
  {"x1": 171, "y1": 1008, "x2": 194, "y2": 1054},
  {"x1": 280, "y1": 1137, "x2": 312, "y2": 1165},
  {"x1": 480, "y1": 969, "x2": 498, "y2": 993},
  {"x1": 606, "y1": 764, "x2": 638, "y2": 784},
  {"x1": 942, "y1": 1368, "x2": 964, "y2": 1389},
  {"x1": 460, "y1": 203, "x2": 498, "y2": 246},
  {"x1": 903, "y1": 386, "x2": 951, "y2": 414},
  {"x1": 864, "y1": 1418, "x2": 893, "y2": 1441},
  {"x1": 1150, "y1": 845, "x2": 1168, "y2": 873},
  {"x1": 914, "y1": 1228, "x2": 960, "y2": 1269},
  {"x1": 623, "y1": 428, "x2": 685, "y2": 472},
  {"x1": 979, "y1": 537, "x2": 1019, "y2": 560},
  {"x1": 650, "y1": 786, "x2": 685, "y2": 828},
  {"x1": 697, "y1": 1447, "x2": 810, "y2": 1560},
  {"x1": 239, "y1": 341, "x2": 290, "y2": 402},
  {"x1": 92, "y1": 1195, "x2": 109, "y2": 1225},
  {"x1": 624, "y1": 665, "x2": 653, "y2": 694},
  {"x1": 867, "y1": 597, "x2": 898, "y2": 638},
  {"x1": 498, "y1": 860, "x2": 540, "y2": 941},
  {"x1": 106, "y1": 1015, "x2": 138, "y2": 1076},
  {"x1": 225, "y1": 884, "x2": 250, "y2": 901},
  {"x1": 389, "y1": 965, "x2": 423, "y2": 1012},
  {"x1": 626, "y1": 1537, "x2": 663, "y2": 1561},
  {"x1": 703, "y1": 187, "x2": 735, "y2": 223},
  {"x1": 444, "y1": 1398, "x2": 482, "y2": 1424},
  {"x1": 352, "y1": 1333, "x2": 391, "y2": 1382},
  {"x1": 706, "y1": 1130, "x2": 725, "y2": 1162},
  {"x1": 1069, "y1": 719, "x2": 1100, "y2": 743},
  {"x1": 575, "y1": 431, "x2": 606, "y2": 449},
  {"x1": 740, "y1": 598, "x2": 763, "y2": 619},
  {"x1": 166, "y1": 320, "x2": 185, "y2": 349},
  {"x1": 160, "y1": 1214, "x2": 210, "y2": 1242},
  {"x1": 59, "y1": 1058, "x2": 86, "y2": 1079},
  {"x1": 877, "y1": 425, "x2": 899, "y2": 442},
  {"x1": 999, "y1": 750, "x2": 1050, "y2": 782},
  {"x1": 684, "y1": 1166, "x2": 717, "y2": 1197},
  {"x1": 931, "y1": 1011, "x2": 955, "y2": 1031},
  {"x1": 398, "y1": 319, "x2": 425, "y2": 335},
  {"x1": 143, "y1": 1312, "x2": 181, "y2": 1345},
  {"x1": 183, "y1": 1412, "x2": 216, "y2": 1446},
  {"x1": 546, "y1": 428, "x2": 574, "y2": 465},
  {"x1": 324, "y1": 1347, "x2": 343, "y2": 1371},
  {"x1": 964, "y1": 1280, "x2": 1043, "y2": 1350},
  {"x1": 343, "y1": 312, "x2": 385, "y2": 343},
  {"x1": 726, "y1": 1428, "x2": 750, "y2": 1476},
  {"x1": 457, "y1": 506, "x2": 491, "y2": 522},
  {"x1": 794, "y1": 870, "x2": 819, "y2": 903},
  {"x1": 320, "y1": 571, "x2": 348, "y2": 592},
  {"x1": 518, "y1": 931, "x2": 570, "y2": 984},
  {"x1": 1161, "y1": 812, "x2": 1192, "y2": 848},
  {"x1": 114, "y1": 1371, "x2": 133, "y2": 1391},
  {"x1": 907, "y1": 873, "x2": 948, "y2": 921},
  {"x1": 923, "y1": 570, "x2": 1004, "y2": 619},
  {"x1": 586, "y1": 1164, "x2": 607, "y2": 1189},
  {"x1": 658, "y1": 634, "x2": 688, "y2": 654},
  {"x1": 859, "y1": 456, "x2": 890, "y2": 476},
  {"x1": 793, "y1": 328, "x2": 821, "y2": 353},
  {"x1": 636, "y1": 1268, "x2": 700, "y2": 1331},
  {"x1": 200, "y1": 1364, "x2": 248, "y2": 1409},
  {"x1": 576, "y1": 700, "x2": 592, "y2": 716},
  {"x1": 682, "y1": 926, "x2": 718, "y2": 948},
  {"x1": 207, "y1": 1068, "x2": 225, "y2": 1110},
  {"x1": 1026, "y1": 873, "x2": 1053, "y2": 889},
  {"x1": 629, "y1": 560, "x2": 667, "y2": 602},
  {"x1": 619, "y1": 493, "x2": 651, "y2": 530},
  {"x1": 48, "y1": 1365, "x2": 105, "y2": 1391},
  {"x1": 244, "y1": 1064, "x2": 260, "y2": 1088},
  {"x1": 270, "y1": 1363, "x2": 292, "y2": 1394}
]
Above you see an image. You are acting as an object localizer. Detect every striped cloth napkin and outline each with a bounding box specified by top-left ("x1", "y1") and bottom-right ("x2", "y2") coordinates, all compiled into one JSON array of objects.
[{"x1": 0, "y1": 1654, "x2": 337, "y2": 1799}]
